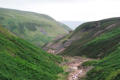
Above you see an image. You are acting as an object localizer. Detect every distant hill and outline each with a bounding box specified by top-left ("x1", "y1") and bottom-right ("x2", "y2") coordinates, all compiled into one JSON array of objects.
[
  {"x1": 0, "y1": 8, "x2": 71, "y2": 47},
  {"x1": 61, "y1": 21, "x2": 84, "y2": 29},
  {"x1": 0, "y1": 25, "x2": 63, "y2": 80}
]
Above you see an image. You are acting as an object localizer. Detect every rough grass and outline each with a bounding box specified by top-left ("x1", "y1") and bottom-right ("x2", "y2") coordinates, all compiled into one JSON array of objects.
[
  {"x1": 83, "y1": 45, "x2": 120, "y2": 80},
  {"x1": 0, "y1": 26, "x2": 63, "y2": 80}
]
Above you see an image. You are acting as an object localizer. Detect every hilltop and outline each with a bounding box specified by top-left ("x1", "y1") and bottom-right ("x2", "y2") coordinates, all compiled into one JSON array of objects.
[{"x1": 0, "y1": 8, "x2": 71, "y2": 47}]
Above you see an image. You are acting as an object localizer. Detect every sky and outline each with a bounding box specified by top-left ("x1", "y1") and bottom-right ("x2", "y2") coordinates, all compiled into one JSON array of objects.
[{"x1": 0, "y1": 0, "x2": 120, "y2": 21}]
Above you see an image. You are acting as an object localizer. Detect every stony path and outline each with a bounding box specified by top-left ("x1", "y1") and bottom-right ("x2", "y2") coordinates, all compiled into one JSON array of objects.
[
  {"x1": 62, "y1": 56, "x2": 92, "y2": 80},
  {"x1": 68, "y1": 70, "x2": 83, "y2": 80}
]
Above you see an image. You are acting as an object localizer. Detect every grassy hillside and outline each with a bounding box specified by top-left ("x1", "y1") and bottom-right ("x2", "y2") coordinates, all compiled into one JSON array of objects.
[
  {"x1": 59, "y1": 17, "x2": 120, "y2": 80},
  {"x1": 0, "y1": 25, "x2": 63, "y2": 80},
  {"x1": 0, "y1": 8, "x2": 71, "y2": 47},
  {"x1": 62, "y1": 17, "x2": 120, "y2": 58},
  {"x1": 83, "y1": 46, "x2": 120, "y2": 80},
  {"x1": 43, "y1": 17, "x2": 120, "y2": 80}
]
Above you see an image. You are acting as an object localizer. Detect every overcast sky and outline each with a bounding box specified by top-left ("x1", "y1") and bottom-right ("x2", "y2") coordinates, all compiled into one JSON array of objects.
[{"x1": 0, "y1": 0, "x2": 120, "y2": 21}]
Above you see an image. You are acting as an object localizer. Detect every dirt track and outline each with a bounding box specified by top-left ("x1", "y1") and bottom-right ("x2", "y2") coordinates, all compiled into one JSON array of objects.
[{"x1": 62, "y1": 56, "x2": 92, "y2": 80}]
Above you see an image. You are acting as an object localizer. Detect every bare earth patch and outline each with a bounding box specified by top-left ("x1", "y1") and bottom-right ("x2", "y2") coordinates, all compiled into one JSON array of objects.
[{"x1": 61, "y1": 56, "x2": 92, "y2": 80}]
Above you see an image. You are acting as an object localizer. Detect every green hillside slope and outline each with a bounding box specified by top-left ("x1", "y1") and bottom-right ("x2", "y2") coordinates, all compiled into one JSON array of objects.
[
  {"x1": 59, "y1": 17, "x2": 120, "y2": 80},
  {"x1": 43, "y1": 17, "x2": 120, "y2": 80},
  {"x1": 0, "y1": 8, "x2": 71, "y2": 47},
  {"x1": 83, "y1": 46, "x2": 120, "y2": 80},
  {"x1": 0, "y1": 25, "x2": 63, "y2": 80},
  {"x1": 62, "y1": 17, "x2": 120, "y2": 58}
]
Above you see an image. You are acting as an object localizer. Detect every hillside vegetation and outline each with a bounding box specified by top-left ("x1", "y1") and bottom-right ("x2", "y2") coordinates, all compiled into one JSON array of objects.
[
  {"x1": 0, "y1": 8, "x2": 71, "y2": 47},
  {"x1": 43, "y1": 17, "x2": 120, "y2": 80},
  {"x1": 0, "y1": 25, "x2": 63, "y2": 80},
  {"x1": 60, "y1": 17, "x2": 120, "y2": 80},
  {"x1": 83, "y1": 46, "x2": 120, "y2": 80},
  {"x1": 62, "y1": 17, "x2": 120, "y2": 58}
]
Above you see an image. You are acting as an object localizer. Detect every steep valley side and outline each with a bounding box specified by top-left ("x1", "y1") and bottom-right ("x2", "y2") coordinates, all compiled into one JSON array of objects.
[{"x1": 44, "y1": 17, "x2": 120, "y2": 80}]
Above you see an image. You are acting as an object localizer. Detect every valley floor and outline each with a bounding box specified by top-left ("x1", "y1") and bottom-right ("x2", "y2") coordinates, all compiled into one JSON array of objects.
[{"x1": 60, "y1": 56, "x2": 92, "y2": 80}]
